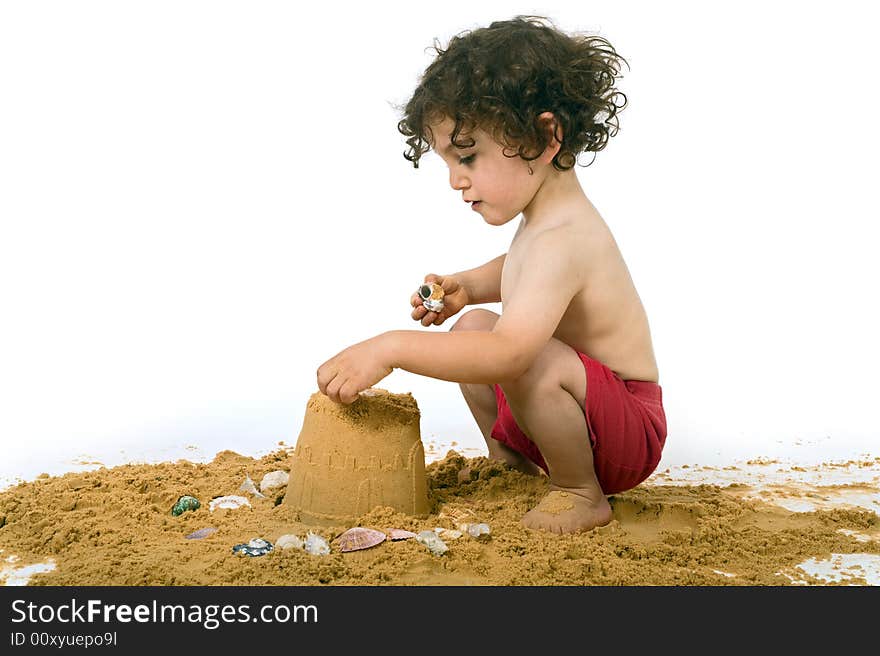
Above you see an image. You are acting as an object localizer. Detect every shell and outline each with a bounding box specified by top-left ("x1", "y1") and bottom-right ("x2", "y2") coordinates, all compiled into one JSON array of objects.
[
  {"x1": 275, "y1": 534, "x2": 304, "y2": 550},
  {"x1": 171, "y1": 495, "x2": 201, "y2": 516},
  {"x1": 208, "y1": 495, "x2": 252, "y2": 512},
  {"x1": 385, "y1": 528, "x2": 417, "y2": 541},
  {"x1": 438, "y1": 506, "x2": 477, "y2": 527},
  {"x1": 238, "y1": 473, "x2": 266, "y2": 499},
  {"x1": 259, "y1": 470, "x2": 290, "y2": 493},
  {"x1": 433, "y1": 527, "x2": 462, "y2": 540},
  {"x1": 232, "y1": 537, "x2": 273, "y2": 557},
  {"x1": 418, "y1": 282, "x2": 444, "y2": 302},
  {"x1": 466, "y1": 523, "x2": 491, "y2": 538},
  {"x1": 185, "y1": 527, "x2": 217, "y2": 540},
  {"x1": 303, "y1": 532, "x2": 330, "y2": 556},
  {"x1": 415, "y1": 530, "x2": 448, "y2": 556},
  {"x1": 335, "y1": 527, "x2": 386, "y2": 553},
  {"x1": 419, "y1": 283, "x2": 445, "y2": 313},
  {"x1": 422, "y1": 298, "x2": 444, "y2": 313}
]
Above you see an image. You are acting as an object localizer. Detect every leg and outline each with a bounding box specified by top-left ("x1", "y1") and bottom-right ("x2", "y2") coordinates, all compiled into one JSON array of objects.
[
  {"x1": 451, "y1": 309, "x2": 542, "y2": 476},
  {"x1": 500, "y1": 339, "x2": 612, "y2": 534}
]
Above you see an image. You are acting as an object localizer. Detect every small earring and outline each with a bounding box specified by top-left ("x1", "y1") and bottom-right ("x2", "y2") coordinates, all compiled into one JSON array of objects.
[{"x1": 527, "y1": 162, "x2": 534, "y2": 175}]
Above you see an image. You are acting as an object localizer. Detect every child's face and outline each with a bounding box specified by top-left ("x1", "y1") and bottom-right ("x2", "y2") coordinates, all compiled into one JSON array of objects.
[{"x1": 429, "y1": 116, "x2": 540, "y2": 226}]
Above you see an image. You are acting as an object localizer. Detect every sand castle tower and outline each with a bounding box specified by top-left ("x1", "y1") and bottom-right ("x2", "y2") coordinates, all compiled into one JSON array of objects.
[{"x1": 283, "y1": 389, "x2": 430, "y2": 526}]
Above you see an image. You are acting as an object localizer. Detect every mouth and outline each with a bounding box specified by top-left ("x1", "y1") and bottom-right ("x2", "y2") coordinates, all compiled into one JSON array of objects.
[{"x1": 470, "y1": 201, "x2": 482, "y2": 210}]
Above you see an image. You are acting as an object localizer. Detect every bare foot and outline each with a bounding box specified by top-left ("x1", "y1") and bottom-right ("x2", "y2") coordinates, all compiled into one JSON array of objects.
[{"x1": 521, "y1": 485, "x2": 612, "y2": 534}]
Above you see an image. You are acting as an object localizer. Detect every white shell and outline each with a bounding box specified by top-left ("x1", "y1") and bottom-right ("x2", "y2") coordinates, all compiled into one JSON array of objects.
[
  {"x1": 386, "y1": 528, "x2": 417, "y2": 541},
  {"x1": 439, "y1": 506, "x2": 478, "y2": 526},
  {"x1": 259, "y1": 470, "x2": 290, "y2": 493},
  {"x1": 416, "y1": 530, "x2": 449, "y2": 556},
  {"x1": 208, "y1": 495, "x2": 252, "y2": 512},
  {"x1": 433, "y1": 527, "x2": 462, "y2": 540},
  {"x1": 466, "y1": 523, "x2": 491, "y2": 538},
  {"x1": 239, "y1": 473, "x2": 267, "y2": 498},
  {"x1": 304, "y1": 532, "x2": 330, "y2": 556},
  {"x1": 276, "y1": 534, "x2": 304, "y2": 550}
]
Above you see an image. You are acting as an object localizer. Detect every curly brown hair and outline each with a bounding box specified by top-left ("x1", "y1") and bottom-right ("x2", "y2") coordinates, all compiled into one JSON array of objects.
[{"x1": 396, "y1": 15, "x2": 630, "y2": 171}]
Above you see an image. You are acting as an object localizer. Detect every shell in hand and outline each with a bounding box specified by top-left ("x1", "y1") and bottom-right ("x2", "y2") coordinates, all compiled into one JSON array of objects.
[{"x1": 418, "y1": 282, "x2": 445, "y2": 312}]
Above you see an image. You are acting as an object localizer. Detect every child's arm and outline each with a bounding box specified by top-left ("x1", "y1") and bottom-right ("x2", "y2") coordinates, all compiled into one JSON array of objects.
[
  {"x1": 319, "y1": 231, "x2": 579, "y2": 403},
  {"x1": 451, "y1": 253, "x2": 505, "y2": 304}
]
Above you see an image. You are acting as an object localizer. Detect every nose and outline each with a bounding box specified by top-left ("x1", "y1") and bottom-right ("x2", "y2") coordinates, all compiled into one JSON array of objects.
[{"x1": 449, "y1": 168, "x2": 469, "y2": 191}]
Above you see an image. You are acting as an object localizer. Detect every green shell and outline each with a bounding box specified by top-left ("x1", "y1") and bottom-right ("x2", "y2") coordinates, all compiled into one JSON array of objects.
[{"x1": 171, "y1": 495, "x2": 201, "y2": 516}]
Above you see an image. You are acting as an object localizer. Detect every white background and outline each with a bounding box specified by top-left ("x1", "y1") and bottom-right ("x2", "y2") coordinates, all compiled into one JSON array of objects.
[{"x1": 1, "y1": 1, "x2": 878, "y2": 485}]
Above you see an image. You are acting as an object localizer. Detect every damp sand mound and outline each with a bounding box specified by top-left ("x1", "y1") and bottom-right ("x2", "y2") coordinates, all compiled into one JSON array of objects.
[{"x1": 1, "y1": 450, "x2": 878, "y2": 586}]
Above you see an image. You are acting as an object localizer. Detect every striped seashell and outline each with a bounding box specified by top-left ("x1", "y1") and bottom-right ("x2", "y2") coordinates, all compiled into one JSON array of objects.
[
  {"x1": 185, "y1": 527, "x2": 217, "y2": 540},
  {"x1": 335, "y1": 527, "x2": 387, "y2": 553},
  {"x1": 385, "y1": 528, "x2": 417, "y2": 541}
]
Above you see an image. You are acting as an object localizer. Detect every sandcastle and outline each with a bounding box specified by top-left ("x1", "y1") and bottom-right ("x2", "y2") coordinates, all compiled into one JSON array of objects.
[{"x1": 283, "y1": 389, "x2": 430, "y2": 526}]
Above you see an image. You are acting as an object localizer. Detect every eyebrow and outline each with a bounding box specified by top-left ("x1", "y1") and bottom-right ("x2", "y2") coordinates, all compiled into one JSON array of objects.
[{"x1": 442, "y1": 139, "x2": 477, "y2": 155}]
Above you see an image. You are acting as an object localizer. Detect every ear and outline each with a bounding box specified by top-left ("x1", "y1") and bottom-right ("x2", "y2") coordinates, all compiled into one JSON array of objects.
[{"x1": 536, "y1": 111, "x2": 563, "y2": 163}]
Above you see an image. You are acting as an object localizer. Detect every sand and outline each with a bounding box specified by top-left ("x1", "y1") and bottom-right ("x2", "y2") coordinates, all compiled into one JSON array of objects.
[{"x1": 1, "y1": 449, "x2": 879, "y2": 586}]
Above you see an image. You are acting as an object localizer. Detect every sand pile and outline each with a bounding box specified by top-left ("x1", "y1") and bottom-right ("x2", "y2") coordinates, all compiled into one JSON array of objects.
[
  {"x1": 284, "y1": 390, "x2": 429, "y2": 525},
  {"x1": 1, "y1": 449, "x2": 878, "y2": 586}
]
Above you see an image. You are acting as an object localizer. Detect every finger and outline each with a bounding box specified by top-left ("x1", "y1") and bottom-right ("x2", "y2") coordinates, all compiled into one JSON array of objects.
[
  {"x1": 433, "y1": 314, "x2": 446, "y2": 326},
  {"x1": 421, "y1": 311, "x2": 437, "y2": 326},
  {"x1": 412, "y1": 305, "x2": 427, "y2": 321},
  {"x1": 325, "y1": 374, "x2": 343, "y2": 404},
  {"x1": 316, "y1": 363, "x2": 335, "y2": 395},
  {"x1": 339, "y1": 381, "x2": 359, "y2": 405},
  {"x1": 410, "y1": 292, "x2": 421, "y2": 307},
  {"x1": 439, "y1": 277, "x2": 458, "y2": 293},
  {"x1": 424, "y1": 273, "x2": 441, "y2": 284}
]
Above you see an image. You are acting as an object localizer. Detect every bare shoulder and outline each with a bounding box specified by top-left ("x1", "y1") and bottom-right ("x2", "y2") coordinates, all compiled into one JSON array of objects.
[{"x1": 513, "y1": 210, "x2": 609, "y2": 273}]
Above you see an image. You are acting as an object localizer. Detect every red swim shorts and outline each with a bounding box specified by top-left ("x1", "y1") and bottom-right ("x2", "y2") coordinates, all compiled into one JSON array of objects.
[{"x1": 490, "y1": 349, "x2": 667, "y2": 495}]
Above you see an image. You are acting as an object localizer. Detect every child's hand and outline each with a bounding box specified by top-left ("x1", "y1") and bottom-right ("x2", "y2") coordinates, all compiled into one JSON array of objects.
[
  {"x1": 317, "y1": 335, "x2": 394, "y2": 405},
  {"x1": 410, "y1": 274, "x2": 469, "y2": 327}
]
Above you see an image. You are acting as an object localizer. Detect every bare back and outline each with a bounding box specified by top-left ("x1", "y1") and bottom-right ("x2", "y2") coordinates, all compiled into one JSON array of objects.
[{"x1": 501, "y1": 200, "x2": 659, "y2": 383}]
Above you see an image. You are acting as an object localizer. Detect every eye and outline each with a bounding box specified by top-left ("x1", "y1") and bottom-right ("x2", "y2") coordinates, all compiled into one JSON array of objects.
[{"x1": 458, "y1": 154, "x2": 475, "y2": 166}]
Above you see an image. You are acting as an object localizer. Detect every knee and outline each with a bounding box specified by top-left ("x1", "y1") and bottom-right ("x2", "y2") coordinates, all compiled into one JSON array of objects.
[
  {"x1": 459, "y1": 378, "x2": 497, "y2": 410},
  {"x1": 450, "y1": 308, "x2": 499, "y2": 332}
]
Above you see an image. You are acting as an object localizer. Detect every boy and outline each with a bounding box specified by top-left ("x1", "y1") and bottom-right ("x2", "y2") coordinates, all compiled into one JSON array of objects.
[{"x1": 317, "y1": 16, "x2": 666, "y2": 534}]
